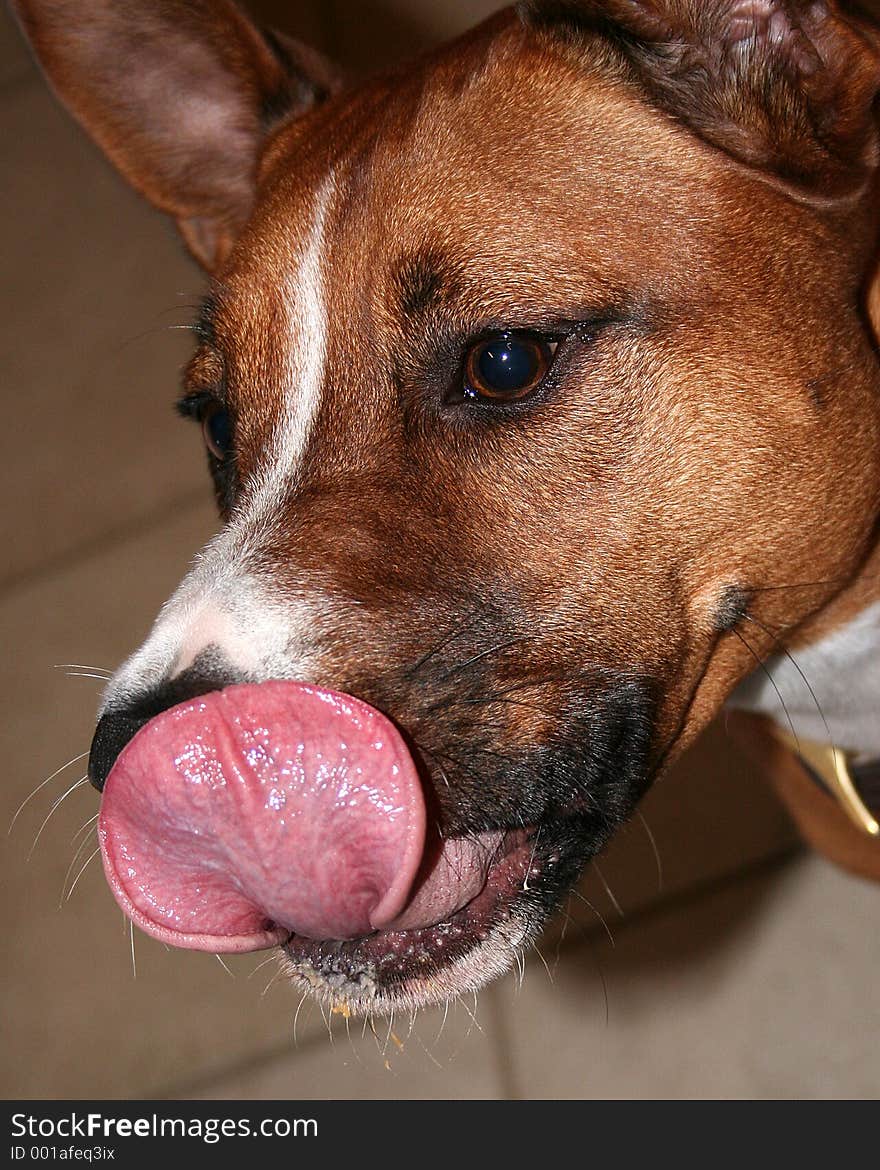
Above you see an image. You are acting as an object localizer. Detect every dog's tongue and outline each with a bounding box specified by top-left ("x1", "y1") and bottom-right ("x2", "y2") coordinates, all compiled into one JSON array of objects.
[{"x1": 98, "y1": 681, "x2": 452, "y2": 953}]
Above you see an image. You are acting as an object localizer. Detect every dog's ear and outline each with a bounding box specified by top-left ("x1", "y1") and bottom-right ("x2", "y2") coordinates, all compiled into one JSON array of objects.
[
  {"x1": 12, "y1": 1, "x2": 340, "y2": 268},
  {"x1": 519, "y1": 1, "x2": 880, "y2": 198}
]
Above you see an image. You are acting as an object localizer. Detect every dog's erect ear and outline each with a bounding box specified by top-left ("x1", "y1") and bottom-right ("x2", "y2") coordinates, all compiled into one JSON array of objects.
[
  {"x1": 12, "y1": 0, "x2": 340, "y2": 268},
  {"x1": 519, "y1": 1, "x2": 880, "y2": 198}
]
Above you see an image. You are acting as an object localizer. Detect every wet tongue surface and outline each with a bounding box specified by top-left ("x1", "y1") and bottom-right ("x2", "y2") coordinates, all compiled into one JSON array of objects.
[
  {"x1": 98, "y1": 681, "x2": 427, "y2": 952},
  {"x1": 98, "y1": 680, "x2": 502, "y2": 954}
]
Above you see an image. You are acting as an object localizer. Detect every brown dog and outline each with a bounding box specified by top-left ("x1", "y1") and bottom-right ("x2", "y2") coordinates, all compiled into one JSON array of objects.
[{"x1": 13, "y1": 0, "x2": 880, "y2": 1015}]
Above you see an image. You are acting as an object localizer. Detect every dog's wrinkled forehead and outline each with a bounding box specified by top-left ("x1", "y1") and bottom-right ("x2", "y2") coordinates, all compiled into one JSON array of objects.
[{"x1": 205, "y1": 28, "x2": 730, "y2": 474}]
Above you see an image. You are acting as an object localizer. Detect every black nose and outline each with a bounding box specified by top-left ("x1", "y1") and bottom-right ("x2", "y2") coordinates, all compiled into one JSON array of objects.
[
  {"x1": 88, "y1": 711, "x2": 152, "y2": 791},
  {"x1": 87, "y1": 655, "x2": 239, "y2": 791}
]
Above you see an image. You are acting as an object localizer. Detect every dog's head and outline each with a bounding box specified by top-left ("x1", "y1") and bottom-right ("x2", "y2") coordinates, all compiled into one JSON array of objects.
[{"x1": 16, "y1": 0, "x2": 880, "y2": 1011}]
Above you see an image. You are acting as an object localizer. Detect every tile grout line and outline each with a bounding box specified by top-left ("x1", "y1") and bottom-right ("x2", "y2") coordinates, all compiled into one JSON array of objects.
[{"x1": 0, "y1": 486, "x2": 213, "y2": 601}]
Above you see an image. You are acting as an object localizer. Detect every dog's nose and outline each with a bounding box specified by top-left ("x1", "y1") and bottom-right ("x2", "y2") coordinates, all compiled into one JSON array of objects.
[
  {"x1": 88, "y1": 711, "x2": 152, "y2": 792},
  {"x1": 88, "y1": 654, "x2": 239, "y2": 791}
]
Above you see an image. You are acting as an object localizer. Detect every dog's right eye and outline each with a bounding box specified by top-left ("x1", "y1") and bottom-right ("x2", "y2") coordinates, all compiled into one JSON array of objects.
[
  {"x1": 202, "y1": 403, "x2": 232, "y2": 460},
  {"x1": 460, "y1": 332, "x2": 557, "y2": 403}
]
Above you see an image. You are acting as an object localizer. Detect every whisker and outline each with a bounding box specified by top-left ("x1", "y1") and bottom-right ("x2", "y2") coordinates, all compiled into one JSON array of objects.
[
  {"x1": 595, "y1": 946, "x2": 610, "y2": 1027},
  {"x1": 743, "y1": 612, "x2": 837, "y2": 748},
  {"x1": 28, "y1": 775, "x2": 90, "y2": 859},
  {"x1": 54, "y1": 663, "x2": 112, "y2": 677},
  {"x1": 320, "y1": 1003, "x2": 334, "y2": 1046},
  {"x1": 591, "y1": 860, "x2": 624, "y2": 919},
  {"x1": 412, "y1": 1024, "x2": 444, "y2": 1070},
  {"x1": 459, "y1": 992, "x2": 483, "y2": 1037},
  {"x1": 114, "y1": 319, "x2": 197, "y2": 351},
  {"x1": 214, "y1": 955, "x2": 234, "y2": 979},
  {"x1": 434, "y1": 997, "x2": 452, "y2": 1045},
  {"x1": 293, "y1": 992, "x2": 309, "y2": 1047},
  {"x1": 344, "y1": 1012, "x2": 361, "y2": 1064},
  {"x1": 9, "y1": 750, "x2": 89, "y2": 834},
  {"x1": 70, "y1": 812, "x2": 99, "y2": 849},
  {"x1": 470, "y1": 671, "x2": 587, "y2": 699},
  {"x1": 558, "y1": 899, "x2": 571, "y2": 948},
  {"x1": 472, "y1": 990, "x2": 483, "y2": 1035},
  {"x1": 60, "y1": 824, "x2": 99, "y2": 906},
  {"x1": 382, "y1": 1010, "x2": 395, "y2": 1056},
  {"x1": 513, "y1": 944, "x2": 526, "y2": 990},
  {"x1": 568, "y1": 886, "x2": 615, "y2": 947},
  {"x1": 532, "y1": 943, "x2": 555, "y2": 985},
  {"x1": 429, "y1": 742, "x2": 511, "y2": 768},
  {"x1": 438, "y1": 635, "x2": 533, "y2": 683},
  {"x1": 65, "y1": 844, "x2": 101, "y2": 901},
  {"x1": 129, "y1": 920, "x2": 137, "y2": 979},
  {"x1": 731, "y1": 627, "x2": 802, "y2": 754},
  {"x1": 635, "y1": 810, "x2": 663, "y2": 894},
  {"x1": 402, "y1": 608, "x2": 486, "y2": 680},
  {"x1": 417, "y1": 746, "x2": 485, "y2": 789},
  {"x1": 261, "y1": 963, "x2": 284, "y2": 999},
  {"x1": 405, "y1": 1008, "x2": 417, "y2": 1040},
  {"x1": 522, "y1": 826, "x2": 541, "y2": 892},
  {"x1": 415, "y1": 744, "x2": 452, "y2": 789},
  {"x1": 247, "y1": 954, "x2": 277, "y2": 980},
  {"x1": 555, "y1": 906, "x2": 583, "y2": 966}
]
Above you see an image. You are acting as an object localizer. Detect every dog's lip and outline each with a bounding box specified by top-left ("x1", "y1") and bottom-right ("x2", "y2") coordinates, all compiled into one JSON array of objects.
[{"x1": 281, "y1": 826, "x2": 541, "y2": 1003}]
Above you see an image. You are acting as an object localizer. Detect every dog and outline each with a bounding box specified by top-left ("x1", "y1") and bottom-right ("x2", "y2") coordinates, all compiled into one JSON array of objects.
[{"x1": 13, "y1": 0, "x2": 880, "y2": 1016}]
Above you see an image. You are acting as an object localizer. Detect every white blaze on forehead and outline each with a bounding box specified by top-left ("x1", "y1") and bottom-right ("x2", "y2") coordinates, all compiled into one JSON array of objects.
[
  {"x1": 99, "y1": 177, "x2": 340, "y2": 715},
  {"x1": 281, "y1": 174, "x2": 335, "y2": 481},
  {"x1": 216, "y1": 172, "x2": 336, "y2": 560}
]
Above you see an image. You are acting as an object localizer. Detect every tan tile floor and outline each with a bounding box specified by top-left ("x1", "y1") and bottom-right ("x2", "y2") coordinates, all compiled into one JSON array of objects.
[
  {"x1": 3, "y1": 1, "x2": 877, "y2": 1101},
  {"x1": 0, "y1": 49, "x2": 204, "y2": 588},
  {"x1": 498, "y1": 855, "x2": 880, "y2": 1100},
  {"x1": 180, "y1": 994, "x2": 509, "y2": 1100}
]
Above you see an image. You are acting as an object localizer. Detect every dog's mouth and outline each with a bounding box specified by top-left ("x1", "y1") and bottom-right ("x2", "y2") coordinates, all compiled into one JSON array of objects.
[
  {"x1": 97, "y1": 679, "x2": 570, "y2": 1010},
  {"x1": 281, "y1": 826, "x2": 550, "y2": 1013}
]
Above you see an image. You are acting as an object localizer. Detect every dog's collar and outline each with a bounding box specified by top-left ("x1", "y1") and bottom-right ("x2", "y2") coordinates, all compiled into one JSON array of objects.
[{"x1": 773, "y1": 728, "x2": 880, "y2": 838}]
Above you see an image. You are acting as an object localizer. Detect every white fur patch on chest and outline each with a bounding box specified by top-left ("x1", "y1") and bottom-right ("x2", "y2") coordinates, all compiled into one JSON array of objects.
[{"x1": 727, "y1": 600, "x2": 880, "y2": 758}]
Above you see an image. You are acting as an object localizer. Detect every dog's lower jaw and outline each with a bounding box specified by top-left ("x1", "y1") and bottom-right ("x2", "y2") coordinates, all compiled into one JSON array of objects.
[
  {"x1": 278, "y1": 822, "x2": 595, "y2": 1016},
  {"x1": 281, "y1": 908, "x2": 538, "y2": 1017}
]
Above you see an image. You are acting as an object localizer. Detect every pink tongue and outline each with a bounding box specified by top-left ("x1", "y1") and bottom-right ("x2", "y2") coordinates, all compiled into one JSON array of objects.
[{"x1": 98, "y1": 681, "x2": 428, "y2": 953}]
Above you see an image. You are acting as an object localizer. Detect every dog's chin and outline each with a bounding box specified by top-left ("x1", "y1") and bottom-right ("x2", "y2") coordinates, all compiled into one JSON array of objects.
[{"x1": 279, "y1": 821, "x2": 587, "y2": 1014}]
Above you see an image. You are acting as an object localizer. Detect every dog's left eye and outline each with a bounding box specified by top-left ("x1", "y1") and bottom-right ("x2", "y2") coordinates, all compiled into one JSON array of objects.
[
  {"x1": 202, "y1": 403, "x2": 232, "y2": 459},
  {"x1": 463, "y1": 332, "x2": 557, "y2": 402}
]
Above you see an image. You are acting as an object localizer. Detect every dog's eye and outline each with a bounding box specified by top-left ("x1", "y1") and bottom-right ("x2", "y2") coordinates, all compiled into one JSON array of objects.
[
  {"x1": 463, "y1": 333, "x2": 556, "y2": 402},
  {"x1": 202, "y1": 403, "x2": 232, "y2": 459}
]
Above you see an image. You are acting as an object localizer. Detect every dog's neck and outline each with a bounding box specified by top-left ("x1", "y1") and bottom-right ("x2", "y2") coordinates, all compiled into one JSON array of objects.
[
  {"x1": 730, "y1": 441, "x2": 880, "y2": 760},
  {"x1": 730, "y1": 246, "x2": 880, "y2": 755}
]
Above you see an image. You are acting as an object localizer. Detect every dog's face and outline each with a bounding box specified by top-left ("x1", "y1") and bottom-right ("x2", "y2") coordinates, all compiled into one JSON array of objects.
[{"x1": 16, "y1": 0, "x2": 880, "y2": 1011}]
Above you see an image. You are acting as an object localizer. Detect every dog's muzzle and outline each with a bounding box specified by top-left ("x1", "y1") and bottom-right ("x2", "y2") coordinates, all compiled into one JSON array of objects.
[{"x1": 93, "y1": 680, "x2": 510, "y2": 953}]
